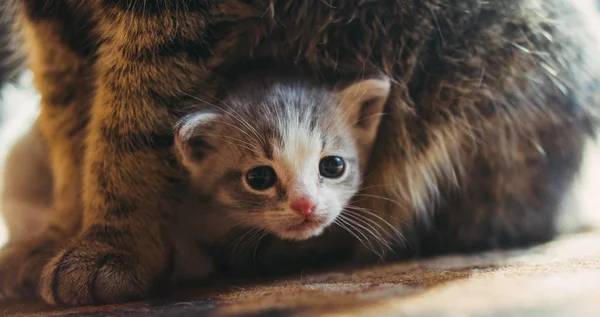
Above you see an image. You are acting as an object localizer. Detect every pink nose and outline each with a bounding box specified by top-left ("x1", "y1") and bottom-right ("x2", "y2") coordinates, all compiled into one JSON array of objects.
[{"x1": 290, "y1": 198, "x2": 317, "y2": 217}]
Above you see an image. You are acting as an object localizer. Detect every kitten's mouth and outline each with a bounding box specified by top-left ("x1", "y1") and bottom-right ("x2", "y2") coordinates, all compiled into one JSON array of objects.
[
  {"x1": 277, "y1": 218, "x2": 326, "y2": 240},
  {"x1": 286, "y1": 219, "x2": 321, "y2": 232}
]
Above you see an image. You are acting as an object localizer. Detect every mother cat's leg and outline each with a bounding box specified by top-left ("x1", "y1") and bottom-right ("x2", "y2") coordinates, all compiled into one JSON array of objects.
[
  {"x1": 37, "y1": 1, "x2": 212, "y2": 305},
  {"x1": 0, "y1": 0, "x2": 95, "y2": 299}
]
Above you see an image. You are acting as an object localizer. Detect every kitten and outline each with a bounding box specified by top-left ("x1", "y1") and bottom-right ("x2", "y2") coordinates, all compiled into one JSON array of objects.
[{"x1": 171, "y1": 74, "x2": 390, "y2": 282}]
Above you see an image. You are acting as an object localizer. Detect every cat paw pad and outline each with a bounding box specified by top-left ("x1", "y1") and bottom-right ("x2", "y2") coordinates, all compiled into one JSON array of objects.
[{"x1": 40, "y1": 242, "x2": 151, "y2": 305}]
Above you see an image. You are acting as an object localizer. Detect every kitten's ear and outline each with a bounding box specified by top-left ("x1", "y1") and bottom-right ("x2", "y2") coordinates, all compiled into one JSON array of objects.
[
  {"x1": 174, "y1": 112, "x2": 219, "y2": 161},
  {"x1": 339, "y1": 77, "x2": 391, "y2": 143}
]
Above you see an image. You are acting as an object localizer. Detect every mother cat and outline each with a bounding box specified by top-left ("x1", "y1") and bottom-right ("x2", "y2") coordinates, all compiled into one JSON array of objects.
[{"x1": 1, "y1": 0, "x2": 599, "y2": 306}]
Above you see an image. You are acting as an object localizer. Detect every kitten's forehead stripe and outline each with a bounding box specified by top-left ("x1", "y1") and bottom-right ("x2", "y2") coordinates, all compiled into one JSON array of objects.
[
  {"x1": 309, "y1": 114, "x2": 318, "y2": 134},
  {"x1": 261, "y1": 133, "x2": 274, "y2": 160}
]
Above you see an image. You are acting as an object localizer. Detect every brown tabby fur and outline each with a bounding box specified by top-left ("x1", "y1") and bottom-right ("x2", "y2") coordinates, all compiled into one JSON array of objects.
[{"x1": 0, "y1": 0, "x2": 598, "y2": 306}]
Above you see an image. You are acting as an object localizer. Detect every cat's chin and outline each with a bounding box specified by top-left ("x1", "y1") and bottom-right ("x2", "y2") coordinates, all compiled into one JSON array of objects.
[{"x1": 275, "y1": 221, "x2": 326, "y2": 241}]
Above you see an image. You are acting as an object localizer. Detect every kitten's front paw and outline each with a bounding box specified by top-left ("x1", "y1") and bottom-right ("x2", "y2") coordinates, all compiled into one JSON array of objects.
[
  {"x1": 39, "y1": 240, "x2": 155, "y2": 306},
  {"x1": 0, "y1": 238, "x2": 60, "y2": 300}
]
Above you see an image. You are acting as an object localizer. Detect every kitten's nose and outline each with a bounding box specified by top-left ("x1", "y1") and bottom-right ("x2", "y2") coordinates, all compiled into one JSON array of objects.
[{"x1": 290, "y1": 198, "x2": 317, "y2": 217}]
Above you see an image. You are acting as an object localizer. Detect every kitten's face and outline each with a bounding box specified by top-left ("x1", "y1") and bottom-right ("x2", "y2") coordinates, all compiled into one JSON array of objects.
[{"x1": 176, "y1": 77, "x2": 390, "y2": 241}]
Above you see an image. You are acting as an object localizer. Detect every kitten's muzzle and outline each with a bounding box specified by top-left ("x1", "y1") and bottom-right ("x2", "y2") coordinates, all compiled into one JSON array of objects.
[
  {"x1": 290, "y1": 198, "x2": 318, "y2": 217},
  {"x1": 285, "y1": 219, "x2": 322, "y2": 232}
]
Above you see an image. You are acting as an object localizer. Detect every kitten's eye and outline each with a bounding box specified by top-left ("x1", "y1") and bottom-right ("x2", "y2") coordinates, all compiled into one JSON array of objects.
[
  {"x1": 246, "y1": 166, "x2": 277, "y2": 190},
  {"x1": 319, "y1": 156, "x2": 345, "y2": 178}
]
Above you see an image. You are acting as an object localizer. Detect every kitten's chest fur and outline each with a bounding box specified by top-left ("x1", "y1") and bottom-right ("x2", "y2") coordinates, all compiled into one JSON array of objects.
[{"x1": 170, "y1": 193, "x2": 233, "y2": 283}]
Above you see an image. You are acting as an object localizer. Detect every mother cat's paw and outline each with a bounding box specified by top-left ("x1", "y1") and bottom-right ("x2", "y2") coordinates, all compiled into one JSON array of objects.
[
  {"x1": 39, "y1": 241, "x2": 156, "y2": 306},
  {"x1": 0, "y1": 238, "x2": 60, "y2": 300}
]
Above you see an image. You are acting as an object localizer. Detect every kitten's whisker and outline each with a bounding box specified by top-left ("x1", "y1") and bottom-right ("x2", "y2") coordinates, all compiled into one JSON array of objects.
[
  {"x1": 341, "y1": 213, "x2": 392, "y2": 257},
  {"x1": 219, "y1": 223, "x2": 251, "y2": 249},
  {"x1": 241, "y1": 228, "x2": 266, "y2": 257},
  {"x1": 224, "y1": 227, "x2": 249, "y2": 249},
  {"x1": 352, "y1": 193, "x2": 406, "y2": 210},
  {"x1": 334, "y1": 218, "x2": 376, "y2": 256},
  {"x1": 206, "y1": 120, "x2": 264, "y2": 154},
  {"x1": 175, "y1": 90, "x2": 264, "y2": 147},
  {"x1": 238, "y1": 230, "x2": 258, "y2": 254},
  {"x1": 356, "y1": 183, "x2": 404, "y2": 192},
  {"x1": 341, "y1": 212, "x2": 392, "y2": 253},
  {"x1": 344, "y1": 205, "x2": 409, "y2": 246},
  {"x1": 345, "y1": 205, "x2": 408, "y2": 229},
  {"x1": 211, "y1": 97, "x2": 263, "y2": 137},
  {"x1": 344, "y1": 209, "x2": 391, "y2": 239},
  {"x1": 209, "y1": 118, "x2": 266, "y2": 153},
  {"x1": 252, "y1": 230, "x2": 268, "y2": 270},
  {"x1": 201, "y1": 132, "x2": 257, "y2": 149},
  {"x1": 230, "y1": 228, "x2": 260, "y2": 258},
  {"x1": 345, "y1": 206, "x2": 412, "y2": 238},
  {"x1": 199, "y1": 133, "x2": 259, "y2": 154},
  {"x1": 344, "y1": 209, "x2": 405, "y2": 249},
  {"x1": 337, "y1": 216, "x2": 384, "y2": 258},
  {"x1": 352, "y1": 112, "x2": 386, "y2": 126},
  {"x1": 206, "y1": 94, "x2": 266, "y2": 148}
]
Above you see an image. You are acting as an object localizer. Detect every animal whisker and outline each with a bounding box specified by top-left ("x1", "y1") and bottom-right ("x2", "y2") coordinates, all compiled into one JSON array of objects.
[
  {"x1": 175, "y1": 89, "x2": 265, "y2": 147},
  {"x1": 344, "y1": 207, "x2": 408, "y2": 248},
  {"x1": 336, "y1": 216, "x2": 385, "y2": 259},
  {"x1": 334, "y1": 218, "x2": 382, "y2": 259},
  {"x1": 340, "y1": 212, "x2": 393, "y2": 253}
]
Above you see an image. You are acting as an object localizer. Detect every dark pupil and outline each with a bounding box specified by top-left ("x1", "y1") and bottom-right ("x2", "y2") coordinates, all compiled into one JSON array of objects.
[
  {"x1": 246, "y1": 166, "x2": 276, "y2": 190},
  {"x1": 319, "y1": 156, "x2": 345, "y2": 178}
]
